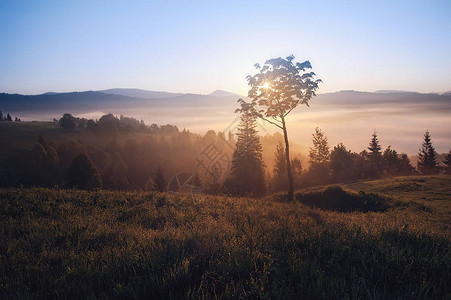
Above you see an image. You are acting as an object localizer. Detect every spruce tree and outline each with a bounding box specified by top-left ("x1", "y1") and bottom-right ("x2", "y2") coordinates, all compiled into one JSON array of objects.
[
  {"x1": 368, "y1": 130, "x2": 382, "y2": 157},
  {"x1": 309, "y1": 127, "x2": 330, "y2": 166},
  {"x1": 307, "y1": 127, "x2": 330, "y2": 185},
  {"x1": 225, "y1": 113, "x2": 265, "y2": 196},
  {"x1": 418, "y1": 130, "x2": 439, "y2": 174},
  {"x1": 366, "y1": 130, "x2": 383, "y2": 177}
]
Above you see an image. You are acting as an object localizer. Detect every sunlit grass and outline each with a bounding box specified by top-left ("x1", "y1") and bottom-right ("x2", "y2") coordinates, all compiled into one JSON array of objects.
[{"x1": 1, "y1": 175, "x2": 450, "y2": 298}]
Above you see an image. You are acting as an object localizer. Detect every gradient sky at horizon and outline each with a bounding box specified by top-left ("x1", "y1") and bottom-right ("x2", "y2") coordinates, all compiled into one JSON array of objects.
[{"x1": 1, "y1": 0, "x2": 451, "y2": 95}]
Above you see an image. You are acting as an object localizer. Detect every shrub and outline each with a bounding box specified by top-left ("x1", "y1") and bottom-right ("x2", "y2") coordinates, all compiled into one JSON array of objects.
[{"x1": 295, "y1": 185, "x2": 390, "y2": 212}]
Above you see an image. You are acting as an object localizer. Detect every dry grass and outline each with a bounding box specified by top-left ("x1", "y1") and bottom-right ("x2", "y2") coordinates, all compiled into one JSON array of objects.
[{"x1": 0, "y1": 175, "x2": 450, "y2": 299}]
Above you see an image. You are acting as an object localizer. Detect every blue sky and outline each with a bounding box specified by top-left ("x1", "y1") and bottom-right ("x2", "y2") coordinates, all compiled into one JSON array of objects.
[{"x1": 1, "y1": 0, "x2": 450, "y2": 95}]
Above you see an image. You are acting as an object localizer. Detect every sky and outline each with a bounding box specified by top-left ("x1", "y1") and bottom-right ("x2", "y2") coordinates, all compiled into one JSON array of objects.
[{"x1": 1, "y1": 0, "x2": 451, "y2": 95}]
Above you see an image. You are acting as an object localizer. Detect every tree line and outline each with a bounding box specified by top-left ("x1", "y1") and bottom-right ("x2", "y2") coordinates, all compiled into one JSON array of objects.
[
  {"x1": 0, "y1": 110, "x2": 21, "y2": 122},
  {"x1": 0, "y1": 113, "x2": 233, "y2": 191},
  {"x1": 0, "y1": 111, "x2": 449, "y2": 195},
  {"x1": 223, "y1": 112, "x2": 450, "y2": 197}
]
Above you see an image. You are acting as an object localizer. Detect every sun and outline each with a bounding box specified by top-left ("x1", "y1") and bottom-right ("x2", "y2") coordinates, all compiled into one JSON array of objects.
[{"x1": 262, "y1": 82, "x2": 270, "y2": 89}]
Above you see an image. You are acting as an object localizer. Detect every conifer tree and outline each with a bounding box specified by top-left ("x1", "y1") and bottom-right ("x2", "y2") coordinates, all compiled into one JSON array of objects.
[
  {"x1": 309, "y1": 127, "x2": 330, "y2": 166},
  {"x1": 382, "y1": 146, "x2": 414, "y2": 176},
  {"x1": 368, "y1": 130, "x2": 382, "y2": 157},
  {"x1": 307, "y1": 127, "x2": 330, "y2": 185},
  {"x1": 366, "y1": 130, "x2": 383, "y2": 177},
  {"x1": 418, "y1": 130, "x2": 439, "y2": 174},
  {"x1": 225, "y1": 113, "x2": 265, "y2": 196},
  {"x1": 330, "y1": 143, "x2": 355, "y2": 182}
]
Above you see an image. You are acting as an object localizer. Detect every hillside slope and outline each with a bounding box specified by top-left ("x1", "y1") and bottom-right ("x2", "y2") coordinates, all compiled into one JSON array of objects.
[{"x1": 1, "y1": 176, "x2": 449, "y2": 298}]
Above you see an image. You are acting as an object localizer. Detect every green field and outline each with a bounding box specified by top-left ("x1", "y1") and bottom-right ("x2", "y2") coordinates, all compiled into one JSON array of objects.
[{"x1": 1, "y1": 176, "x2": 450, "y2": 299}]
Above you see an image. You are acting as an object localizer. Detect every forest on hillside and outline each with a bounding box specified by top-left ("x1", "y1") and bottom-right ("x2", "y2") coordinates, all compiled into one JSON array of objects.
[{"x1": 1, "y1": 111, "x2": 449, "y2": 196}]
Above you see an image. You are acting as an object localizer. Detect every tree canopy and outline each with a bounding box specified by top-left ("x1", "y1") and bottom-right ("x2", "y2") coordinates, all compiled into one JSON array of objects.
[{"x1": 59, "y1": 113, "x2": 76, "y2": 132}]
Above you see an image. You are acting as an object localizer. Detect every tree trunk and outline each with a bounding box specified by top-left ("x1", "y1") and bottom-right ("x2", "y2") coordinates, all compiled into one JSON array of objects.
[{"x1": 281, "y1": 117, "x2": 294, "y2": 201}]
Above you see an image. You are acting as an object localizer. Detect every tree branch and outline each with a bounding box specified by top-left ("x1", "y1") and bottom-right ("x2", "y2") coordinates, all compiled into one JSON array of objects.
[
  {"x1": 258, "y1": 116, "x2": 283, "y2": 129},
  {"x1": 283, "y1": 107, "x2": 294, "y2": 117}
]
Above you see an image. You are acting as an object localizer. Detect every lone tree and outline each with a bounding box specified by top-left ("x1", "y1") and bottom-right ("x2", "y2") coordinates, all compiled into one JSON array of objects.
[
  {"x1": 236, "y1": 55, "x2": 321, "y2": 200},
  {"x1": 417, "y1": 130, "x2": 438, "y2": 174},
  {"x1": 66, "y1": 154, "x2": 101, "y2": 189},
  {"x1": 225, "y1": 112, "x2": 265, "y2": 196}
]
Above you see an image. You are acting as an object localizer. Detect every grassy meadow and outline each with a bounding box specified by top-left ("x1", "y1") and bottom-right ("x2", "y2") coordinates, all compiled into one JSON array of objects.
[{"x1": 1, "y1": 175, "x2": 450, "y2": 299}]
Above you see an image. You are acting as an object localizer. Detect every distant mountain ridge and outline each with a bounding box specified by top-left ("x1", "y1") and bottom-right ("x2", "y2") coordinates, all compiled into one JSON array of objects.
[
  {"x1": 208, "y1": 90, "x2": 243, "y2": 98},
  {"x1": 99, "y1": 88, "x2": 183, "y2": 99},
  {"x1": 0, "y1": 89, "x2": 245, "y2": 114},
  {"x1": 1, "y1": 89, "x2": 450, "y2": 114}
]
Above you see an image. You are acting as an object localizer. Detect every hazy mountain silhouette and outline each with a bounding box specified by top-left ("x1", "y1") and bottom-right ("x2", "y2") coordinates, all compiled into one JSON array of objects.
[
  {"x1": 317, "y1": 90, "x2": 451, "y2": 111},
  {"x1": 99, "y1": 88, "x2": 182, "y2": 99},
  {"x1": 208, "y1": 90, "x2": 243, "y2": 98},
  {"x1": 1, "y1": 89, "x2": 450, "y2": 114},
  {"x1": 374, "y1": 90, "x2": 413, "y2": 94},
  {"x1": 0, "y1": 91, "x2": 135, "y2": 111}
]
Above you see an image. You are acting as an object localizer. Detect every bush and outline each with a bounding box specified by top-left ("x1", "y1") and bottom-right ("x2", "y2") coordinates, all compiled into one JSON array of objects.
[{"x1": 295, "y1": 185, "x2": 390, "y2": 212}]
